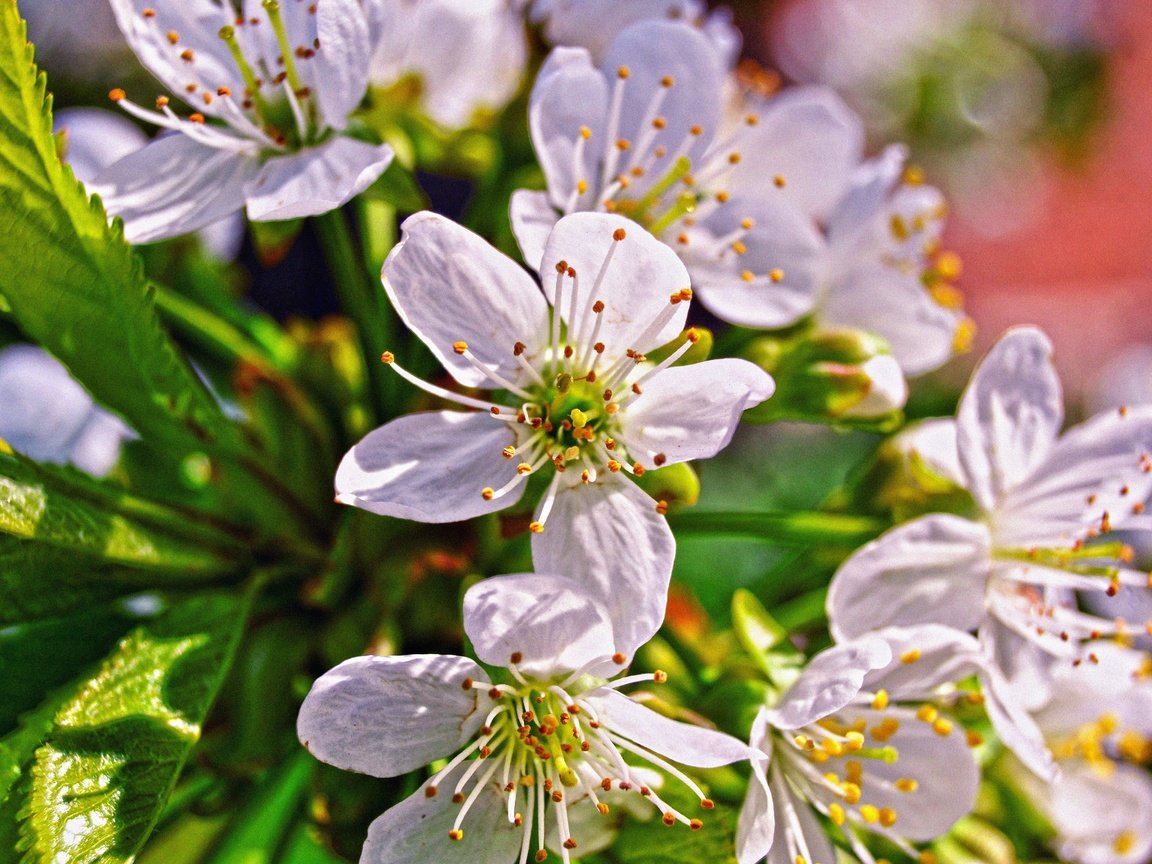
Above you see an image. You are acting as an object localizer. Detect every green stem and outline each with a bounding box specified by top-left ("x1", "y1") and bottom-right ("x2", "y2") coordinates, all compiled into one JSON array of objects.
[
  {"x1": 314, "y1": 209, "x2": 394, "y2": 422},
  {"x1": 666, "y1": 510, "x2": 886, "y2": 547}
]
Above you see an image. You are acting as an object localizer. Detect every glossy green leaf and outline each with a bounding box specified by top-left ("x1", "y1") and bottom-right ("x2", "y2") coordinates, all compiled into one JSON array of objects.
[
  {"x1": 1, "y1": 589, "x2": 254, "y2": 864},
  {"x1": 0, "y1": 453, "x2": 245, "y2": 575},
  {"x1": 610, "y1": 775, "x2": 738, "y2": 864},
  {"x1": 0, "y1": 1, "x2": 240, "y2": 455}
]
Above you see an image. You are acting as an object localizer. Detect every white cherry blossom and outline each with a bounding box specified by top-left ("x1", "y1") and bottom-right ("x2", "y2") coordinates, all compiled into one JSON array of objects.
[
  {"x1": 0, "y1": 345, "x2": 133, "y2": 477},
  {"x1": 92, "y1": 0, "x2": 393, "y2": 243},
  {"x1": 336, "y1": 210, "x2": 773, "y2": 647},
  {"x1": 513, "y1": 21, "x2": 967, "y2": 377},
  {"x1": 828, "y1": 327, "x2": 1152, "y2": 774},
  {"x1": 737, "y1": 626, "x2": 981, "y2": 864},
  {"x1": 298, "y1": 573, "x2": 750, "y2": 864}
]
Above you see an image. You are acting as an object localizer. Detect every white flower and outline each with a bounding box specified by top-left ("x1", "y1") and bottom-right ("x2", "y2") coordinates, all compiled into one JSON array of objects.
[
  {"x1": 512, "y1": 21, "x2": 967, "y2": 377},
  {"x1": 297, "y1": 573, "x2": 750, "y2": 864},
  {"x1": 828, "y1": 327, "x2": 1152, "y2": 774},
  {"x1": 92, "y1": 0, "x2": 393, "y2": 243},
  {"x1": 1010, "y1": 642, "x2": 1152, "y2": 864},
  {"x1": 336, "y1": 210, "x2": 773, "y2": 649},
  {"x1": 736, "y1": 626, "x2": 981, "y2": 864},
  {"x1": 0, "y1": 345, "x2": 134, "y2": 477},
  {"x1": 364, "y1": 0, "x2": 527, "y2": 129},
  {"x1": 57, "y1": 108, "x2": 245, "y2": 260}
]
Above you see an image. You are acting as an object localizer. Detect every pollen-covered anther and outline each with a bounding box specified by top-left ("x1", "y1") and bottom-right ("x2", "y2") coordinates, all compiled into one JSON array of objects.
[
  {"x1": 662, "y1": 812, "x2": 676, "y2": 826},
  {"x1": 612, "y1": 652, "x2": 627, "y2": 665},
  {"x1": 655, "y1": 500, "x2": 669, "y2": 515},
  {"x1": 448, "y1": 829, "x2": 464, "y2": 841},
  {"x1": 481, "y1": 487, "x2": 495, "y2": 500},
  {"x1": 901, "y1": 649, "x2": 922, "y2": 664},
  {"x1": 517, "y1": 463, "x2": 534, "y2": 476},
  {"x1": 617, "y1": 65, "x2": 630, "y2": 79},
  {"x1": 109, "y1": 88, "x2": 127, "y2": 102},
  {"x1": 535, "y1": 850, "x2": 548, "y2": 862},
  {"x1": 769, "y1": 269, "x2": 784, "y2": 283},
  {"x1": 653, "y1": 670, "x2": 669, "y2": 684},
  {"x1": 529, "y1": 522, "x2": 544, "y2": 533},
  {"x1": 425, "y1": 785, "x2": 439, "y2": 798},
  {"x1": 563, "y1": 838, "x2": 578, "y2": 849},
  {"x1": 452, "y1": 341, "x2": 468, "y2": 355},
  {"x1": 731, "y1": 241, "x2": 747, "y2": 255}
]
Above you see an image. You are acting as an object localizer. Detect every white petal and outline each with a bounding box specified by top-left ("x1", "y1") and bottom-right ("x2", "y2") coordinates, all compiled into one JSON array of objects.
[
  {"x1": 313, "y1": 0, "x2": 372, "y2": 131},
  {"x1": 826, "y1": 144, "x2": 907, "y2": 249},
  {"x1": 833, "y1": 705, "x2": 978, "y2": 840},
  {"x1": 736, "y1": 710, "x2": 775, "y2": 864},
  {"x1": 956, "y1": 327, "x2": 1063, "y2": 511},
  {"x1": 584, "y1": 689, "x2": 750, "y2": 767},
  {"x1": 509, "y1": 189, "x2": 560, "y2": 272},
  {"x1": 528, "y1": 46, "x2": 609, "y2": 207},
  {"x1": 766, "y1": 637, "x2": 891, "y2": 730},
  {"x1": 981, "y1": 610, "x2": 1055, "y2": 713},
  {"x1": 996, "y1": 405, "x2": 1152, "y2": 547},
  {"x1": 335, "y1": 412, "x2": 521, "y2": 523},
  {"x1": 827, "y1": 514, "x2": 992, "y2": 642},
  {"x1": 821, "y1": 265, "x2": 963, "y2": 377},
  {"x1": 981, "y1": 665, "x2": 1056, "y2": 780},
  {"x1": 600, "y1": 20, "x2": 723, "y2": 178},
  {"x1": 617, "y1": 359, "x2": 774, "y2": 467},
  {"x1": 244, "y1": 138, "x2": 394, "y2": 221},
  {"x1": 684, "y1": 194, "x2": 825, "y2": 330},
  {"x1": 839, "y1": 354, "x2": 908, "y2": 418},
  {"x1": 531, "y1": 474, "x2": 674, "y2": 659},
  {"x1": 383, "y1": 212, "x2": 549, "y2": 389},
  {"x1": 297, "y1": 654, "x2": 485, "y2": 778},
  {"x1": 539, "y1": 212, "x2": 689, "y2": 358},
  {"x1": 733, "y1": 86, "x2": 864, "y2": 223},
  {"x1": 861, "y1": 625, "x2": 983, "y2": 701},
  {"x1": 69, "y1": 410, "x2": 134, "y2": 478},
  {"x1": 0, "y1": 345, "x2": 97, "y2": 465},
  {"x1": 1035, "y1": 640, "x2": 1152, "y2": 737},
  {"x1": 890, "y1": 418, "x2": 965, "y2": 488},
  {"x1": 463, "y1": 573, "x2": 618, "y2": 678},
  {"x1": 539, "y1": 0, "x2": 703, "y2": 62},
  {"x1": 92, "y1": 134, "x2": 253, "y2": 244},
  {"x1": 108, "y1": 0, "x2": 238, "y2": 113},
  {"x1": 360, "y1": 766, "x2": 523, "y2": 864},
  {"x1": 1050, "y1": 762, "x2": 1152, "y2": 864},
  {"x1": 55, "y1": 108, "x2": 147, "y2": 185},
  {"x1": 764, "y1": 767, "x2": 837, "y2": 864}
]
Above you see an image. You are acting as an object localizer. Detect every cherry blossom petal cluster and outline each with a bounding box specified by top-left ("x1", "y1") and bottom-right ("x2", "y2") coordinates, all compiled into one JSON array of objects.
[
  {"x1": 298, "y1": 573, "x2": 750, "y2": 864},
  {"x1": 92, "y1": 0, "x2": 393, "y2": 243},
  {"x1": 513, "y1": 20, "x2": 968, "y2": 379},
  {"x1": 737, "y1": 626, "x2": 981, "y2": 864},
  {"x1": 336, "y1": 210, "x2": 773, "y2": 649}
]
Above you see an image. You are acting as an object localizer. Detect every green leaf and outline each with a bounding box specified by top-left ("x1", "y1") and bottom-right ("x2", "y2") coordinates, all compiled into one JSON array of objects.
[
  {"x1": 0, "y1": 1, "x2": 240, "y2": 455},
  {"x1": 1, "y1": 589, "x2": 254, "y2": 864},
  {"x1": 610, "y1": 775, "x2": 738, "y2": 864},
  {"x1": 203, "y1": 753, "x2": 311, "y2": 864},
  {"x1": 0, "y1": 452, "x2": 245, "y2": 575}
]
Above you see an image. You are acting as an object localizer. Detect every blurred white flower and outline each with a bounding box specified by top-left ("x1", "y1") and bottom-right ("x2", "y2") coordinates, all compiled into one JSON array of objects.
[
  {"x1": 92, "y1": 0, "x2": 393, "y2": 243},
  {"x1": 364, "y1": 0, "x2": 528, "y2": 128},
  {"x1": 21, "y1": 0, "x2": 128, "y2": 77},
  {"x1": 0, "y1": 344, "x2": 133, "y2": 477},
  {"x1": 828, "y1": 327, "x2": 1152, "y2": 776},
  {"x1": 298, "y1": 573, "x2": 749, "y2": 864},
  {"x1": 737, "y1": 626, "x2": 980, "y2": 864}
]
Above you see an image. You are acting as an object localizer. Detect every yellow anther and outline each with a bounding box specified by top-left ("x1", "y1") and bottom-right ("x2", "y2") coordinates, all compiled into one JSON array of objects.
[
  {"x1": 794, "y1": 735, "x2": 813, "y2": 750},
  {"x1": 516, "y1": 463, "x2": 533, "y2": 476},
  {"x1": 903, "y1": 165, "x2": 925, "y2": 185},
  {"x1": 741, "y1": 270, "x2": 755, "y2": 282},
  {"x1": 529, "y1": 522, "x2": 544, "y2": 533},
  {"x1": 380, "y1": 351, "x2": 395, "y2": 364},
  {"x1": 890, "y1": 214, "x2": 909, "y2": 241},
  {"x1": 769, "y1": 269, "x2": 784, "y2": 282},
  {"x1": 452, "y1": 340, "x2": 468, "y2": 354},
  {"x1": 689, "y1": 819, "x2": 703, "y2": 831},
  {"x1": 731, "y1": 241, "x2": 747, "y2": 255},
  {"x1": 872, "y1": 690, "x2": 889, "y2": 711},
  {"x1": 502, "y1": 446, "x2": 516, "y2": 459},
  {"x1": 481, "y1": 487, "x2": 494, "y2": 500},
  {"x1": 916, "y1": 705, "x2": 938, "y2": 724},
  {"x1": 613, "y1": 227, "x2": 627, "y2": 241},
  {"x1": 448, "y1": 829, "x2": 464, "y2": 841},
  {"x1": 966, "y1": 731, "x2": 984, "y2": 748},
  {"x1": 109, "y1": 87, "x2": 127, "y2": 101},
  {"x1": 919, "y1": 851, "x2": 937, "y2": 864},
  {"x1": 901, "y1": 649, "x2": 922, "y2": 664},
  {"x1": 880, "y1": 807, "x2": 898, "y2": 828},
  {"x1": 1115, "y1": 831, "x2": 1136, "y2": 854},
  {"x1": 617, "y1": 65, "x2": 630, "y2": 79},
  {"x1": 653, "y1": 670, "x2": 668, "y2": 683},
  {"x1": 932, "y1": 717, "x2": 953, "y2": 737},
  {"x1": 828, "y1": 803, "x2": 846, "y2": 826},
  {"x1": 577, "y1": 180, "x2": 588, "y2": 194},
  {"x1": 845, "y1": 731, "x2": 865, "y2": 751},
  {"x1": 841, "y1": 782, "x2": 861, "y2": 804},
  {"x1": 579, "y1": 125, "x2": 592, "y2": 139},
  {"x1": 773, "y1": 174, "x2": 786, "y2": 187},
  {"x1": 860, "y1": 804, "x2": 880, "y2": 824},
  {"x1": 895, "y1": 778, "x2": 919, "y2": 793},
  {"x1": 661, "y1": 75, "x2": 674, "y2": 87}
]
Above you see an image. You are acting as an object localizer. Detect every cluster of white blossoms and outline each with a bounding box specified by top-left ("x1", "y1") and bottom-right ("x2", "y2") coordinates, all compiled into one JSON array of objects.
[{"x1": 14, "y1": 2, "x2": 1149, "y2": 864}]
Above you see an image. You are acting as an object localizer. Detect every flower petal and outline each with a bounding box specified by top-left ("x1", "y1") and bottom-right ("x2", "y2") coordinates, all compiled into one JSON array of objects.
[
  {"x1": 956, "y1": 327, "x2": 1063, "y2": 511},
  {"x1": 0, "y1": 345, "x2": 97, "y2": 465},
  {"x1": 531, "y1": 474, "x2": 674, "y2": 659},
  {"x1": 736, "y1": 709, "x2": 775, "y2": 864},
  {"x1": 313, "y1": 0, "x2": 372, "y2": 131},
  {"x1": 360, "y1": 766, "x2": 523, "y2": 864},
  {"x1": 69, "y1": 410, "x2": 134, "y2": 478},
  {"x1": 981, "y1": 664, "x2": 1056, "y2": 780},
  {"x1": 528, "y1": 46, "x2": 609, "y2": 208},
  {"x1": 1049, "y1": 762, "x2": 1152, "y2": 864},
  {"x1": 684, "y1": 194, "x2": 825, "y2": 330},
  {"x1": 335, "y1": 412, "x2": 521, "y2": 523},
  {"x1": 617, "y1": 358, "x2": 774, "y2": 467},
  {"x1": 827, "y1": 514, "x2": 992, "y2": 642},
  {"x1": 826, "y1": 144, "x2": 906, "y2": 249},
  {"x1": 539, "y1": 0, "x2": 703, "y2": 62},
  {"x1": 509, "y1": 189, "x2": 561, "y2": 272},
  {"x1": 539, "y1": 212, "x2": 690, "y2": 358},
  {"x1": 244, "y1": 138, "x2": 393, "y2": 222},
  {"x1": 55, "y1": 108, "x2": 147, "y2": 185},
  {"x1": 584, "y1": 689, "x2": 750, "y2": 768},
  {"x1": 297, "y1": 654, "x2": 485, "y2": 778},
  {"x1": 764, "y1": 766, "x2": 837, "y2": 864},
  {"x1": 821, "y1": 265, "x2": 963, "y2": 377},
  {"x1": 92, "y1": 134, "x2": 253, "y2": 244},
  {"x1": 732, "y1": 86, "x2": 864, "y2": 223},
  {"x1": 861, "y1": 625, "x2": 983, "y2": 701},
  {"x1": 996, "y1": 405, "x2": 1152, "y2": 547},
  {"x1": 383, "y1": 212, "x2": 549, "y2": 389},
  {"x1": 766, "y1": 637, "x2": 891, "y2": 730},
  {"x1": 463, "y1": 573, "x2": 618, "y2": 677}
]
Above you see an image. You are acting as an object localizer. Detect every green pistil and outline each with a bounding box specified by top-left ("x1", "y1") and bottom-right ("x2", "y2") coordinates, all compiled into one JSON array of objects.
[
  {"x1": 853, "y1": 745, "x2": 900, "y2": 764},
  {"x1": 996, "y1": 543, "x2": 1127, "y2": 578},
  {"x1": 631, "y1": 155, "x2": 693, "y2": 220},
  {"x1": 648, "y1": 191, "x2": 698, "y2": 237},
  {"x1": 219, "y1": 25, "x2": 272, "y2": 117},
  {"x1": 262, "y1": 1, "x2": 305, "y2": 95}
]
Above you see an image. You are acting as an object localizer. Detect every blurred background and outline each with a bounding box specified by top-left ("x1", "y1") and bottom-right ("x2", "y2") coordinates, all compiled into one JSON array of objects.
[{"x1": 24, "y1": 0, "x2": 1152, "y2": 412}]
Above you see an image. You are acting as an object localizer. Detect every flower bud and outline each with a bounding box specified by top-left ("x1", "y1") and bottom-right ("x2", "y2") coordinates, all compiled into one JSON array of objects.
[{"x1": 741, "y1": 329, "x2": 907, "y2": 428}]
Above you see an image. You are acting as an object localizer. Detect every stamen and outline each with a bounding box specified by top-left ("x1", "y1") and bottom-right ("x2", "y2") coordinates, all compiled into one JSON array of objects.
[{"x1": 381, "y1": 353, "x2": 516, "y2": 414}]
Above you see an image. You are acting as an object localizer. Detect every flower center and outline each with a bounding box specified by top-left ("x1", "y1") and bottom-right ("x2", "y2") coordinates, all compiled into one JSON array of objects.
[{"x1": 426, "y1": 659, "x2": 712, "y2": 864}]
